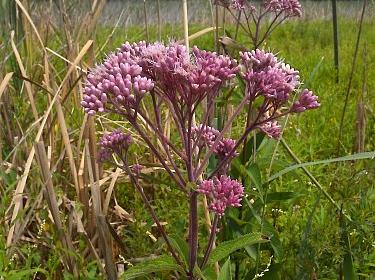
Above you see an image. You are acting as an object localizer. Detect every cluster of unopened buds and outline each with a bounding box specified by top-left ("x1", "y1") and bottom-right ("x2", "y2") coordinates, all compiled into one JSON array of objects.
[
  {"x1": 82, "y1": 41, "x2": 319, "y2": 218},
  {"x1": 98, "y1": 130, "x2": 133, "y2": 162}
]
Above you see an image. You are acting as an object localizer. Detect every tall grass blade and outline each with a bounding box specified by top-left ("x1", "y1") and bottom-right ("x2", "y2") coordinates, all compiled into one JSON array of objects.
[{"x1": 336, "y1": 0, "x2": 368, "y2": 155}]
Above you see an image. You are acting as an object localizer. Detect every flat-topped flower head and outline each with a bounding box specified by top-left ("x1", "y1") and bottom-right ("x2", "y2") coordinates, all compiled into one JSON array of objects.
[
  {"x1": 98, "y1": 131, "x2": 133, "y2": 162},
  {"x1": 198, "y1": 176, "x2": 244, "y2": 216},
  {"x1": 214, "y1": 0, "x2": 255, "y2": 11},
  {"x1": 82, "y1": 41, "x2": 238, "y2": 118}
]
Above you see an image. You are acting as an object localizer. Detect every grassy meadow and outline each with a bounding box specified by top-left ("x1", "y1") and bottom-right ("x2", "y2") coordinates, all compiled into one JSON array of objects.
[{"x1": 0, "y1": 1, "x2": 374, "y2": 279}]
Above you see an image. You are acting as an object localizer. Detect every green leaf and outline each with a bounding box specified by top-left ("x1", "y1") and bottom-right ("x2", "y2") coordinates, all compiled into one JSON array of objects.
[
  {"x1": 304, "y1": 56, "x2": 325, "y2": 88},
  {"x1": 208, "y1": 233, "x2": 269, "y2": 264},
  {"x1": 231, "y1": 160, "x2": 262, "y2": 189},
  {"x1": 340, "y1": 216, "x2": 356, "y2": 280},
  {"x1": 120, "y1": 255, "x2": 183, "y2": 279},
  {"x1": 169, "y1": 235, "x2": 189, "y2": 266},
  {"x1": 217, "y1": 257, "x2": 232, "y2": 280},
  {"x1": 239, "y1": 133, "x2": 265, "y2": 165},
  {"x1": 266, "y1": 192, "x2": 299, "y2": 202},
  {"x1": 6, "y1": 268, "x2": 48, "y2": 280},
  {"x1": 267, "y1": 151, "x2": 375, "y2": 183},
  {"x1": 194, "y1": 265, "x2": 209, "y2": 280}
]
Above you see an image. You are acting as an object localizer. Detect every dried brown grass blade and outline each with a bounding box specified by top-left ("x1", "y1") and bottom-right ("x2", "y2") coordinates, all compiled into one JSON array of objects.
[
  {"x1": 15, "y1": 0, "x2": 45, "y2": 48},
  {"x1": 6, "y1": 40, "x2": 93, "y2": 246},
  {"x1": 55, "y1": 97, "x2": 80, "y2": 196},
  {"x1": 85, "y1": 140, "x2": 102, "y2": 218},
  {"x1": 103, "y1": 167, "x2": 122, "y2": 215},
  {"x1": 0, "y1": 72, "x2": 14, "y2": 100},
  {"x1": 34, "y1": 141, "x2": 78, "y2": 277},
  {"x1": 97, "y1": 215, "x2": 118, "y2": 279},
  {"x1": 176, "y1": 26, "x2": 219, "y2": 44},
  {"x1": 10, "y1": 31, "x2": 39, "y2": 122}
]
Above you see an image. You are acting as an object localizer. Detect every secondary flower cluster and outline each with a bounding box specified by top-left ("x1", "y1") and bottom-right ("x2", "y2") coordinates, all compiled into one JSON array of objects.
[
  {"x1": 198, "y1": 176, "x2": 244, "y2": 216},
  {"x1": 215, "y1": 0, "x2": 302, "y2": 16},
  {"x1": 98, "y1": 131, "x2": 133, "y2": 162},
  {"x1": 240, "y1": 49, "x2": 319, "y2": 138},
  {"x1": 192, "y1": 124, "x2": 238, "y2": 160}
]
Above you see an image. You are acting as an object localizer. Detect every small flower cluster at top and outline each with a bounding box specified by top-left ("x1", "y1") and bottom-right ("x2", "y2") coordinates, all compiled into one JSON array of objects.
[
  {"x1": 240, "y1": 49, "x2": 320, "y2": 138},
  {"x1": 215, "y1": 0, "x2": 302, "y2": 17},
  {"x1": 197, "y1": 176, "x2": 244, "y2": 216},
  {"x1": 82, "y1": 41, "x2": 238, "y2": 118}
]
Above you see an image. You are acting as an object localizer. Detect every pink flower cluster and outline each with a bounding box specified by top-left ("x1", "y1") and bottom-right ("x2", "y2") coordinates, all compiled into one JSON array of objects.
[
  {"x1": 291, "y1": 89, "x2": 320, "y2": 113},
  {"x1": 82, "y1": 42, "x2": 238, "y2": 115},
  {"x1": 98, "y1": 130, "x2": 133, "y2": 162},
  {"x1": 82, "y1": 50, "x2": 154, "y2": 116},
  {"x1": 241, "y1": 49, "x2": 300, "y2": 102},
  {"x1": 198, "y1": 176, "x2": 244, "y2": 216},
  {"x1": 215, "y1": 0, "x2": 301, "y2": 16},
  {"x1": 264, "y1": 0, "x2": 302, "y2": 17},
  {"x1": 258, "y1": 121, "x2": 281, "y2": 139},
  {"x1": 240, "y1": 49, "x2": 319, "y2": 138},
  {"x1": 192, "y1": 125, "x2": 238, "y2": 160}
]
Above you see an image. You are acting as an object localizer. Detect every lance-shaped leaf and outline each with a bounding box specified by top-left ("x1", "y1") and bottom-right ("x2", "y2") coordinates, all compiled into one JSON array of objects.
[
  {"x1": 208, "y1": 233, "x2": 269, "y2": 265},
  {"x1": 120, "y1": 255, "x2": 183, "y2": 279}
]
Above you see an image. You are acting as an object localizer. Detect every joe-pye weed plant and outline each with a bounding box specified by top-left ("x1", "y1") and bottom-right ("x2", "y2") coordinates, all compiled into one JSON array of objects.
[{"x1": 81, "y1": 32, "x2": 319, "y2": 278}]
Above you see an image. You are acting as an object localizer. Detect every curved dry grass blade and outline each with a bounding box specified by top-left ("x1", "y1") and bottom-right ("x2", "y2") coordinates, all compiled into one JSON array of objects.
[
  {"x1": 10, "y1": 31, "x2": 39, "y2": 122},
  {"x1": 46, "y1": 47, "x2": 85, "y2": 72},
  {"x1": 6, "y1": 40, "x2": 93, "y2": 247},
  {"x1": 0, "y1": 72, "x2": 14, "y2": 100},
  {"x1": 177, "y1": 26, "x2": 219, "y2": 44},
  {"x1": 15, "y1": 0, "x2": 44, "y2": 48},
  {"x1": 103, "y1": 167, "x2": 122, "y2": 215},
  {"x1": 34, "y1": 141, "x2": 78, "y2": 277},
  {"x1": 55, "y1": 97, "x2": 80, "y2": 196}
]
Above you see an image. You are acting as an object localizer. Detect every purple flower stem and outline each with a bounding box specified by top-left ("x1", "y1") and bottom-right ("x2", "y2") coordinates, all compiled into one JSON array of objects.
[
  {"x1": 132, "y1": 122, "x2": 187, "y2": 191},
  {"x1": 258, "y1": 14, "x2": 288, "y2": 47},
  {"x1": 208, "y1": 111, "x2": 285, "y2": 180},
  {"x1": 137, "y1": 110, "x2": 187, "y2": 185},
  {"x1": 194, "y1": 94, "x2": 250, "y2": 181},
  {"x1": 261, "y1": 11, "x2": 282, "y2": 41},
  {"x1": 188, "y1": 191, "x2": 199, "y2": 279},
  {"x1": 200, "y1": 214, "x2": 219, "y2": 269},
  {"x1": 227, "y1": 8, "x2": 253, "y2": 38},
  {"x1": 120, "y1": 154, "x2": 186, "y2": 273},
  {"x1": 191, "y1": 95, "x2": 216, "y2": 154}
]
